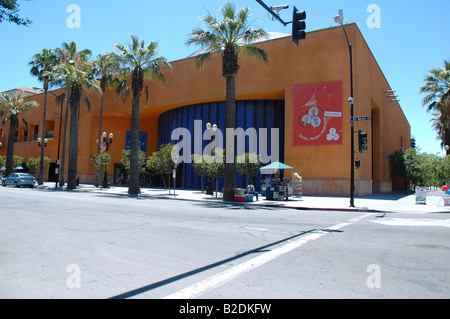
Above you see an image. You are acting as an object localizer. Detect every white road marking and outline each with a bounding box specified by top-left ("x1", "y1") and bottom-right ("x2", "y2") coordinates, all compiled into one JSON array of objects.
[
  {"x1": 372, "y1": 218, "x2": 450, "y2": 228},
  {"x1": 163, "y1": 213, "x2": 371, "y2": 299},
  {"x1": 243, "y1": 226, "x2": 268, "y2": 231}
]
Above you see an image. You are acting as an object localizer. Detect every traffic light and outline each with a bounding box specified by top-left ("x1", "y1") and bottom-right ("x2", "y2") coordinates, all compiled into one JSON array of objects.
[
  {"x1": 292, "y1": 6, "x2": 306, "y2": 46},
  {"x1": 355, "y1": 158, "x2": 361, "y2": 169},
  {"x1": 358, "y1": 130, "x2": 368, "y2": 153}
]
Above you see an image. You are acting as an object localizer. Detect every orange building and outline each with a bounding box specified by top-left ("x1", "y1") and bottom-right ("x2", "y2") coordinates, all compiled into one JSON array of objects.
[{"x1": 1, "y1": 24, "x2": 411, "y2": 196}]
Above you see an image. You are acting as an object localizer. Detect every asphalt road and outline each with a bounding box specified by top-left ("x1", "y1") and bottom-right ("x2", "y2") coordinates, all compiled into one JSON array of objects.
[{"x1": 0, "y1": 186, "x2": 449, "y2": 299}]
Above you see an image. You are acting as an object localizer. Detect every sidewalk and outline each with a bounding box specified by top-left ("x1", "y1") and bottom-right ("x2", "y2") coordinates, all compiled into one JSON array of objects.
[{"x1": 36, "y1": 182, "x2": 450, "y2": 214}]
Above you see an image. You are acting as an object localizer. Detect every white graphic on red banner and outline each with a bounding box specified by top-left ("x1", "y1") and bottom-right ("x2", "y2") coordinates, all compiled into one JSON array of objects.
[{"x1": 293, "y1": 81, "x2": 343, "y2": 146}]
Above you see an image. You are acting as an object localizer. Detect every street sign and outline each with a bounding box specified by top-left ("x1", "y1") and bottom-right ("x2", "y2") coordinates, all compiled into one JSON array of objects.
[{"x1": 353, "y1": 116, "x2": 371, "y2": 122}]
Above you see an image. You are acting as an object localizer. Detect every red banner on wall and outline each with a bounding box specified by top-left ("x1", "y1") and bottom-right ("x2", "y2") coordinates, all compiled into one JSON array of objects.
[{"x1": 293, "y1": 81, "x2": 343, "y2": 146}]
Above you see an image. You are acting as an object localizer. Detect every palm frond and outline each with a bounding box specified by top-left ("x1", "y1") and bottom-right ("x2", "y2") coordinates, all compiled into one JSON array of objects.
[
  {"x1": 0, "y1": 92, "x2": 38, "y2": 124},
  {"x1": 115, "y1": 79, "x2": 128, "y2": 96},
  {"x1": 222, "y1": 1, "x2": 237, "y2": 20},
  {"x1": 83, "y1": 96, "x2": 91, "y2": 112},
  {"x1": 195, "y1": 52, "x2": 215, "y2": 70},
  {"x1": 241, "y1": 45, "x2": 268, "y2": 64},
  {"x1": 186, "y1": 1, "x2": 268, "y2": 72},
  {"x1": 111, "y1": 35, "x2": 172, "y2": 102},
  {"x1": 21, "y1": 118, "x2": 29, "y2": 130},
  {"x1": 186, "y1": 30, "x2": 217, "y2": 48},
  {"x1": 54, "y1": 93, "x2": 66, "y2": 105},
  {"x1": 420, "y1": 60, "x2": 450, "y2": 113},
  {"x1": 243, "y1": 29, "x2": 268, "y2": 44}
]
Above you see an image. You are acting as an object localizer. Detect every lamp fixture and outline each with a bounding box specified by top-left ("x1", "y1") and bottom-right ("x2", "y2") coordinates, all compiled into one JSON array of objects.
[{"x1": 37, "y1": 138, "x2": 48, "y2": 147}]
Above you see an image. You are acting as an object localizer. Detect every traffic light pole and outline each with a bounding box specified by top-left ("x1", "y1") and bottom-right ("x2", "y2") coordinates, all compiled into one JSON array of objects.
[
  {"x1": 255, "y1": 1, "x2": 306, "y2": 45},
  {"x1": 255, "y1": 0, "x2": 290, "y2": 26},
  {"x1": 339, "y1": 23, "x2": 356, "y2": 208}
]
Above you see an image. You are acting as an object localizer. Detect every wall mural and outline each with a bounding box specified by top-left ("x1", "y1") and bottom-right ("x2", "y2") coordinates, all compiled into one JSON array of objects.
[{"x1": 293, "y1": 81, "x2": 343, "y2": 146}]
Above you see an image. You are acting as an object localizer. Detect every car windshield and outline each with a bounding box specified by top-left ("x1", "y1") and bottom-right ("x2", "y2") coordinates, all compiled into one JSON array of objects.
[{"x1": 18, "y1": 174, "x2": 32, "y2": 177}]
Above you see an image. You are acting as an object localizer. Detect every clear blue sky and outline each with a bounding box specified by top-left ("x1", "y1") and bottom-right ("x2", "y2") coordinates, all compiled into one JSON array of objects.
[{"x1": 1, "y1": 0, "x2": 449, "y2": 156}]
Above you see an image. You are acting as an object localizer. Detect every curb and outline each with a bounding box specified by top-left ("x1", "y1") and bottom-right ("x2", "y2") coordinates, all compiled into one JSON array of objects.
[
  {"x1": 262, "y1": 203, "x2": 384, "y2": 213},
  {"x1": 31, "y1": 184, "x2": 447, "y2": 213}
]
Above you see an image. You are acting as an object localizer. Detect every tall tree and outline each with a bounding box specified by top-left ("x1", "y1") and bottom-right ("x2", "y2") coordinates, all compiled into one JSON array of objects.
[
  {"x1": 420, "y1": 59, "x2": 450, "y2": 154},
  {"x1": 187, "y1": 1, "x2": 268, "y2": 201},
  {"x1": 49, "y1": 43, "x2": 101, "y2": 189},
  {"x1": 54, "y1": 42, "x2": 91, "y2": 188},
  {"x1": 93, "y1": 52, "x2": 119, "y2": 187},
  {"x1": 0, "y1": 91, "x2": 38, "y2": 175},
  {"x1": 0, "y1": 0, "x2": 32, "y2": 26},
  {"x1": 430, "y1": 111, "x2": 450, "y2": 153},
  {"x1": 111, "y1": 35, "x2": 172, "y2": 195},
  {"x1": 29, "y1": 48, "x2": 58, "y2": 185}
]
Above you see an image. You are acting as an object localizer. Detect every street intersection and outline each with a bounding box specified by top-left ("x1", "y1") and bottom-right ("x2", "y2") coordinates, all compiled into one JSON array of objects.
[{"x1": 0, "y1": 185, "x2": 449, "y2": 299}]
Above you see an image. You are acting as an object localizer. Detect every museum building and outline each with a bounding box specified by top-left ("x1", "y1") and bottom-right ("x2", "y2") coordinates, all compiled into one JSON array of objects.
[{"x1": 0, "y1": 24, "x2": 411, "y2": 196}]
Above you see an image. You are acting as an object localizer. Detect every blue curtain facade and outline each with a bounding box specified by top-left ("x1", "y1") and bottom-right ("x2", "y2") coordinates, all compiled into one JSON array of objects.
[{"x1": 157, "y1": 100, "x2": 285, "y2": 191}]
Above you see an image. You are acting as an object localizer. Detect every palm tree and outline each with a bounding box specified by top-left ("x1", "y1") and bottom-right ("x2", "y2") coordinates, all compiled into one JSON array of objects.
[
  {"x1": 420, "y1": 60, "x2": 450, "y2": 153},
  {"x1": 49, "y1": 43, "x2": 101, "y2": 189},
  {"x1": 29, "y1": 48, "x2": 58, "y2": 185},
  {"x1": 93, "y1": 52, "x2": 119, "y2": 187},
  {"x1": 0, "y1": 91, "x2": 38, "y2": 176},
  {"x1": 54, "y1": 42, "x2": 92, "y2": 188},
  {"x1": 111, "y1": 35, "x2": 172, "y2": 195},
  {"x1": 186, "y1": 1, "x2": 268, "y2": 201},
  {"x1": 421, "y1": 60, "x2": 450, "y2": 113},
  {"x1": 431, "y1": 112, "x2": 450, "y2": 155},
  {"x1": 0, "y1": 0, "x2": 32, "y2": 26}
]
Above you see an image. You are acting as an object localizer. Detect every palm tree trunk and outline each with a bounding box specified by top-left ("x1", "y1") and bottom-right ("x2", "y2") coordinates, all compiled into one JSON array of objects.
[
  {"x1": 445, "y1": 129, "x2": 450, "y2": 156},
  {"x1": 95, "y1": 80, "x2": 106, "y2": 187},
  {"x1": 67, "y1": 86, "x2": 81, "y2": 190},
  {"x1": 59, "y1": 91, "x2": 70, "y2": 188},
  {"x1": 5, "y1": 119, "x2": 17, "y2": 176},
  {"x1": 223, "y1": 74, "x2": 237, "y2": 201},
  {"x1": 38, "y1": 88, "x2": 48, "y2": 185},
  {"x1": 128, "y1": 91, "x2": 141, "y2": 195}
]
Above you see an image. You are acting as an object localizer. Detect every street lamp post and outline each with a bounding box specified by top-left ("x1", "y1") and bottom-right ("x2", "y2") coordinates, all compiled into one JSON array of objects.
[
  {"x1": 102, "y1": 132, "x2": 113, "y2": 188},
  {"x1": 335, "y1": 11, "x2": 355, "y2": 207},
  {"x1": 36, "y1": 138, "x2": 48, "y2": 181}
]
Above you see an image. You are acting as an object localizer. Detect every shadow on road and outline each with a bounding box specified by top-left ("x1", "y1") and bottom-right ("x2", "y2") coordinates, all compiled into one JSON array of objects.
[
  {"x1": 108, "y1": 227, "x2": 332, "y2": 299},
  {"x1": 92, "y1": 192, "x2": 283, "y2": 211}
]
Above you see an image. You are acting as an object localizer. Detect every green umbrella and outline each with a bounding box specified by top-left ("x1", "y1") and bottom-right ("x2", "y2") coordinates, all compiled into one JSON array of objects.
[{"x1": 261, "y1": 161, "x2": 294, "y2": 170}]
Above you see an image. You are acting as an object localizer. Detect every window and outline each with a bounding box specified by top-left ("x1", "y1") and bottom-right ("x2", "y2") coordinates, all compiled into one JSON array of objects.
[
  {"x1": 32, "y1": 125, "x2": 39, "y2": 141},
  {"x1": 45, "y1": 120, "x2": 55, "y2": 139}
]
